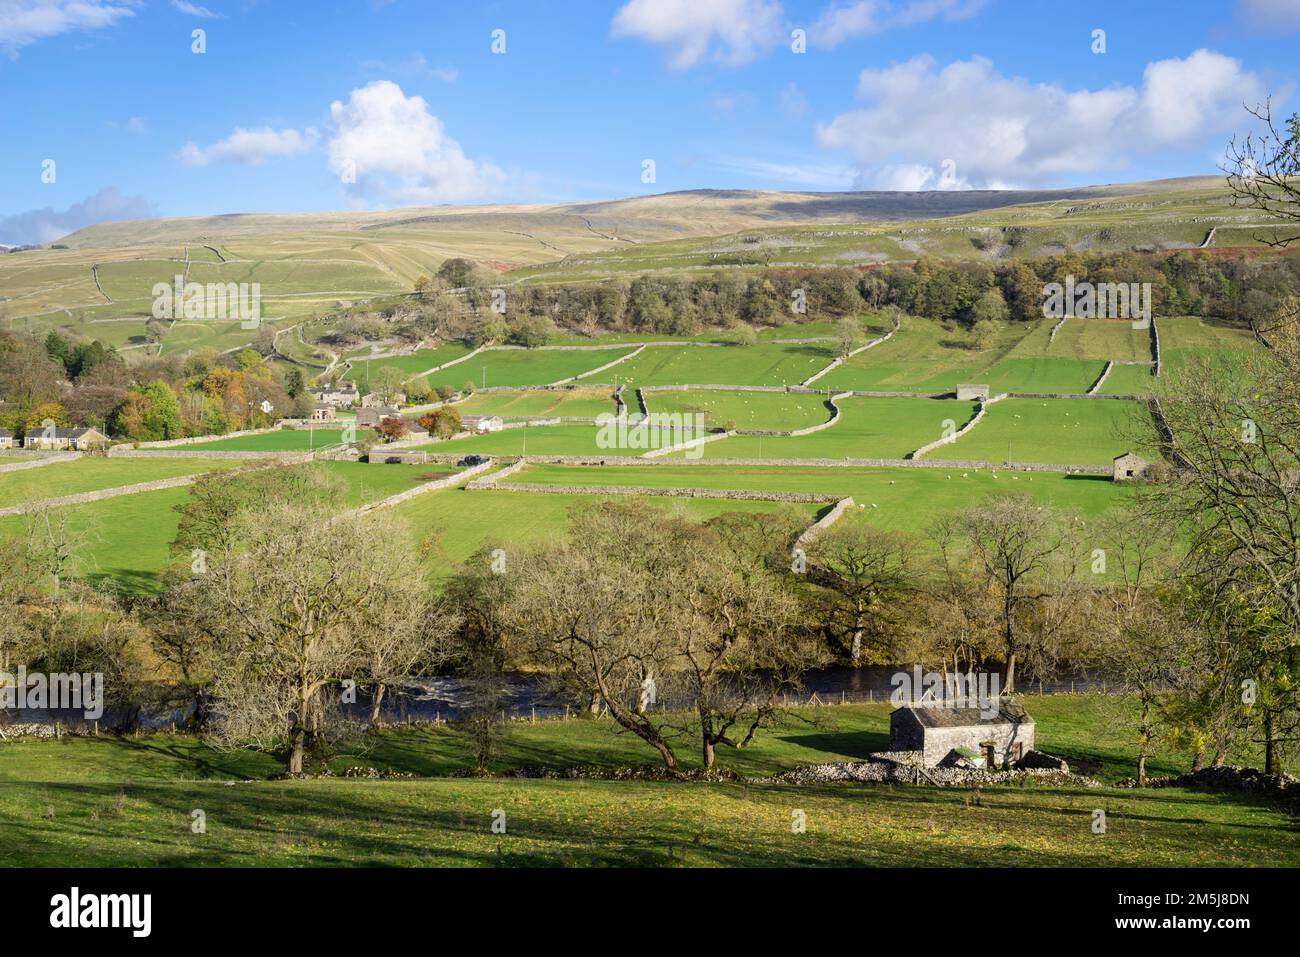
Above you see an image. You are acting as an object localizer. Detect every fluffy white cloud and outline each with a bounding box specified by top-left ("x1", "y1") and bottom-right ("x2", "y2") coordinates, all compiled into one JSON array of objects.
[
  {"x1": 610, "y1": 0, "x2": 784, "y2": 68},
  {"x1": 1237, "y1": 0, "x2": 1300, "y2": 31},
  {"x1": 0, "y1": 0, "x2": 136, "y2": 53},
  {"x1": 811, "y1": 0, "x2": 985, "y2": 48},
  {"x1": 170, "y1": 1, "x2": 222, "y2": 18},
  {"x1": 178, "y1": 127, "x2": 317, "y2": 166},
  {"x1": 326, "y1": 80, "x2": 504, "y2": 204},
  {"x1": 817, "y1": 51, "x2": 1264, "y2": 189},
  {"x1": 0, "y1": 186, "x2": 151, "y2": 246}
]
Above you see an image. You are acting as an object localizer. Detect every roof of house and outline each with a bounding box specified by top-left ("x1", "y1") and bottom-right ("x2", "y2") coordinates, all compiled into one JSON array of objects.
[
  {"x1": 893, "y1": 701, "x2": 1031, "y2": 729},
  {"x1": 35, "y1": 427, "x2": 102, "y2": 439},
  {"x1": 1113, "y1": 451, "x2": 1147, "y2": 462},
  {"x1": 0, "y1": 429, "x2": 12, "y2": 437}
]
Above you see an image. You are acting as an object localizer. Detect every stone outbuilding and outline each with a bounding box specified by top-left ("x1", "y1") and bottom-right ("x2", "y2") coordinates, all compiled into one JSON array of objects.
[
  {"x1": 310, "y1": 404, "x2": 336, "y2": 422},
  {"x1": 1112, "y1": 451, "x2": 1151, "y2": 482},
  {"x1": 956, "y1": 384, "x2": 990, "y2": 401},
  {"x1": 889, "y1": 700, "x2": 1034, "y2": 768}
]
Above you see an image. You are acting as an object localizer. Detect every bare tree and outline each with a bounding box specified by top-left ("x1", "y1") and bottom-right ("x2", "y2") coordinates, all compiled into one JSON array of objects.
[
  {"x1": 945, "y1": 493, "x2": 1073, "y2": 694},
  {"x1": 806, "y1": 524, "x2": 912, "y2": 665},
  {"x1": 194, "y1": 502, "x2": 439, "y2": 773}
]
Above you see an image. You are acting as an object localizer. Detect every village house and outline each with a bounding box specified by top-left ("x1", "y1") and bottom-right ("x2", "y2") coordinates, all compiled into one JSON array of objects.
[
  {"x1": 22, "y1": 426, "x2": 110, "y2": 451},
  {"x1": 1113, "y1": 451, "x2": 1151, "y2": 481},
  {"x1": 889, "y1": 700, "x2": 1034, "y2": 768},
  {"x1": 310, "y1": 404, "x2": 337, "y2": 422},
  {"x1": 310, "y1": 383, "x2": 359, "y2": 408},
  {"x1": 0, "y1": 428, "x2": 14, "y2": 449},
  {"x1": 475, "y1": 415, "x2": 505, "y2": 433},
  {"x1": 956, "y1": 384, "x2": 991, "y2": 401}
]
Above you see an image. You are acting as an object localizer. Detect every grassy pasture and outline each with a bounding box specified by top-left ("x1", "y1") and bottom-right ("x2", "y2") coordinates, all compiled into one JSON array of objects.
[
  {"x1": 0, "y1": 695, "x2": 1289, "y2": 867},
  {"x1": 685, "y1": 396, "x2": 971, "y2": 460},
  {"x1": 0, "y1": 457, "x2": 243, "y2": 509},
  {"x1": 1047, "y1": 318, "x2": 1153, "y2": 361},
  {"x1": 421, "y1": 348, "x2": 637, "y2": 390},
  {"x1": 394, "y1": 485, "x2": 820, "y2": 574},
  {"x1": 454, "y1": 387, "x2": 618, "y2": 418},
  {"x1": 171, "y1": 427, "x2": 371, "y2": 452},
  {"x1": 643, "y1": 389, "x2": 834, "y2": 431},
  {"x1": 946, "y1": 399, "x2": 1155, "y2": 466},
  {"x1": 614, "y1": 342, "x2": 836, "y2": 388},
  {"x1": 411, "y1": 424, "x2": 643, "y2": 457},
  {"x1": 0, "y1": 461, "x2": 448, "y2": 593},
  {"x1": 500, "y1": 462, "x2": 1129, "y2": 535},
  {"x1": 1096, "y1": 362, "x2": 1158, "y2": 395},
  {"x1": 1158, "y1": 317, "x2": 1264, "y2": 377},
  {"x1": 342, "y1": 343, "x2": 476, "y2": 383}
]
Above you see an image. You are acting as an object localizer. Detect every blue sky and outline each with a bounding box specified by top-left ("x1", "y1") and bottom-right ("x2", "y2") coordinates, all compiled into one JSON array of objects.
[{"x1": 1, "y1": 0, "x2": 1298, "y2": 244}]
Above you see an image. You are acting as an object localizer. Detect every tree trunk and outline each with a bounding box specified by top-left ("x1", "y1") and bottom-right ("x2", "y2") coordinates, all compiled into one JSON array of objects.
[
  {"x1": 370, "y1": 683, "x2": 386, "y2": 725},
  {"x1": 1191, "y1": 748, "x2": 1205, "y2": 772},
  {"x1": 1137, "y1": 747, "x2": 1148, "y2": 787},
  {"x1": 1005, "y1": 652, "x2": 1017, "y2": 695},
  {"x1": 288, "y1": 725, "x2": 305, "y2": 774},
  {"x1": 702, "y1": 737, "x2": 715, "y2": 769},
  {"x1": 1264, "y1": 710, "x2": 1278, "y2": 775}
]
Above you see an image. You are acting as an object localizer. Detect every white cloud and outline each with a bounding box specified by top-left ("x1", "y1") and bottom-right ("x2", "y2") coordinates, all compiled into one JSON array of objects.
[
  {"x1": 359, "y1": 52, "x2": 457, "y2": 81},
  {"x1": 811, "y1": 0, "x2": 985, "y2": 48},
  {"x1": 0, "y1": 186, "x2": 152, "y2": 246},
  {"x1": 610, "y1": 0, "x2": 784, "y2": 68},
  {"x1": 0, "y1": 0, "x2": 136, "y2": 54},
  {"x1": 778, "y1": 81, "x2": 807, "y2": 118},
  {"x1": 327, "y1": 80, "x2": 504, "y2": 204},
  {"x1": 709, "y1": 155, "x2": 855, "y2": 188},
  {"x1": 170, "y1": 0, "x2": 221, "y2": 18},
  {"x1": 178, "y1": 126, "x2": 318, "y2": 166},
  {"x1": 1237, "y1": 0, "x2": 1300, "y2": 31},
  {"x1": 817, "y1": 51, "x2": 1264, "y2": 189}
]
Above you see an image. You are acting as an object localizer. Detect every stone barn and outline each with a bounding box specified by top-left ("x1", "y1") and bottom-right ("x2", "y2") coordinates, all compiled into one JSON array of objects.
[
  {"x1": 956, "y1": 384, "x2": 990, "y2": 401},
  {"x1": 889, "y1": 701, "x2": 1034, "y2": 768},
  {"x1": 1113, "y1": 452, "x2": 1151, "y2": 481}
]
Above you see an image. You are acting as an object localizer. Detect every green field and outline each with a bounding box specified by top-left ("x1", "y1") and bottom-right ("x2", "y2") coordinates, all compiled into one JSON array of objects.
[
  {"x1": 0, "y1": 695, "x2": 1289, "y2": 867},
  {"x1": 643, "y1": 389, "x2": 834, "y2": 431},
  {"x1": 455, "y1": 387, "x2": 619, "y2": 418},
  {"x1": 1048, "y1": 318, "x2": 1154, "y2": 362},
  {"x1": 500, "y1": 462, "x2": 1129, "y2": 534},
  {"x1": 393, "y1": 485, "x2": 820, "y2": 573},
  {"x1": 413, "y1": 423, "x2": 650, "y2": 457},
  {"x1": 342, "y1": 343, "x2": 477, "y2": 383},
  {"x1": 422, "y1": 348, "x2": 637, "y2": 390},
  {"x1": 0, "y1": 462, "x2": 452, "y2": 592},
  {"x1": 0, "y1": 457, "x2": 243, "y2": 509},
  {"x1": 614, "y1": 342, "x2": 837, "y2": 388},
  {"x1": 1096, "y1": 362, "x2": 1158, "y2": 395},
  {"x1": 172, "y1": 427, "x2": 371, "y2": 452},
  {"x1": 1159, "y1": 316, "x2": 1264, "y2": 376},
  {"x1": 683, "y1": 396, "x2": 972, "y2": 460},
  {"x1": 946, "y1": 399, "x2": 1155, "y2": 466}
]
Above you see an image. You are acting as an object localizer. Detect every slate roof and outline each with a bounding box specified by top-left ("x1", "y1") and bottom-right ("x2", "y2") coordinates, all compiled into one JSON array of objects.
[{"x1": 895, "y1": 700, "x2": 1030, "y2": 728}]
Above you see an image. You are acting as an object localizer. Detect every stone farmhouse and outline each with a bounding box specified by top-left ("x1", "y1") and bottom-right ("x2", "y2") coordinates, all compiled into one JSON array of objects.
[
  {"x1": 0, "y1": 428, "x2": 14, "y2": 449},
  {"x1": 362, "y1": 391, "x2": 405, "y2": 408},
  {"x1": 310, "y1": 404, "x2": 336, "y2": 422},
  {"x1": 475, "y1": 415, "x2": 505, "y2": 433},
  {"x1": 889, "y1": 700, "x2": 1035, "y2": 768},
  {"x1": 23, "y1": 426, "x2": 109, "y2": 451}
]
